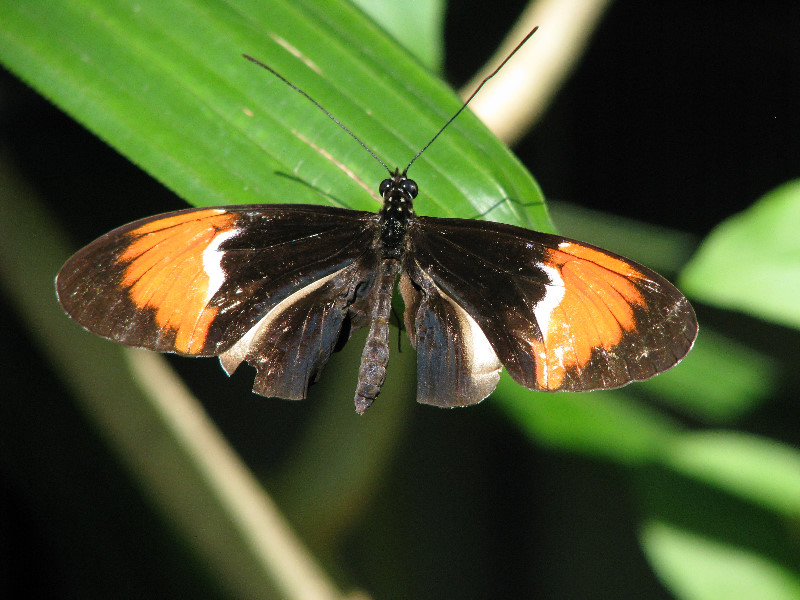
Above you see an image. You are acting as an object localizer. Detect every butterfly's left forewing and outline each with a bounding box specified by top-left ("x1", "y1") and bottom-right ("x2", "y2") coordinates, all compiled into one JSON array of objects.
[
  {"x1": 57, "y1": 204, "x2": 381, "y2": 398},
  {"x1": 405, "y1": 216, "x2": 697, "y2": 404}
]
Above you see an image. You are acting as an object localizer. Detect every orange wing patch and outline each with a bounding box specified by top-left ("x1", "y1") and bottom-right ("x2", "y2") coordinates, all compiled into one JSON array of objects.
[
  {"x1": 531, "y1": 242, "x2": 647, "y2": 389},
  {"x1": 117, "y1": 209, "x2": 237, "y2": 354}
]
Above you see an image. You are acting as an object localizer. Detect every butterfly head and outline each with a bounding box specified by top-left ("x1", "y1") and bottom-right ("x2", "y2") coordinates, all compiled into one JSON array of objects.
[{"x1": 379, "y1": 167, "x2": 418, "y2": 204}]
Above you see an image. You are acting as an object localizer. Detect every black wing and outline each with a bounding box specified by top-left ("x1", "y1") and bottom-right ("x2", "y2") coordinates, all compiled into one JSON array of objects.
[
  {"x1": 402, "y1": 216, "x2": 697, "y2": 406},
  {"x1": 57, "y1": 204, "x2": 381, "y2": 399}
]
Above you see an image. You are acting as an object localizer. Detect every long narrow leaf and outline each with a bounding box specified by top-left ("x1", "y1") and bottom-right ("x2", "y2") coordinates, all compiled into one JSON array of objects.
[{"x1": 0, "y1": 0, "x2": 546, "y2": 229}]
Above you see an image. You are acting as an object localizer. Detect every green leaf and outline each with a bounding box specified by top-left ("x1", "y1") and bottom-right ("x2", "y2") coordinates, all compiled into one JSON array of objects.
[
  {"x1": 351, "y1": 0, "x2": 446, "y2": 71},
  {"x1": 660, "y1": 431, "x2": 800, "y2": 519},
  {"x1": 636, "y1": 434, "x2": 800, "y2": 600},
  {"x1": 638, "y1": 327, "x2": 780, "y2": 423},
  {"x1": 0, "y1": 0, "x2": 546, "y2": 230},
  {"x1": 498, "y1": 325, "x2": 783, "y2": 460},
  {"x1": 680, "y1": 179, "x2": 800, "y2": 330},
  {"x1": 642, "y1": 521, "x2": 800, "y2": 600},
  {"x1": 496, "y1": 380, "x2": 682, "y2": 465}
]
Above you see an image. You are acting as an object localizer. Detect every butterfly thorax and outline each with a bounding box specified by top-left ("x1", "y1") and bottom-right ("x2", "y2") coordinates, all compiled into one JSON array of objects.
[{"x1": 378, "y1": 168, "x2": 417, "y2": 260}]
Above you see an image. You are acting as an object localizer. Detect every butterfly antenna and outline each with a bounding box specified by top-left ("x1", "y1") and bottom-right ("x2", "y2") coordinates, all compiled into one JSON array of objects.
[
  {"x1": 242, "y1": 54, "x2": 393, "y2": 175},
  {"x1": 404, "y1": 26, "x2": 539, "y2": 174}
]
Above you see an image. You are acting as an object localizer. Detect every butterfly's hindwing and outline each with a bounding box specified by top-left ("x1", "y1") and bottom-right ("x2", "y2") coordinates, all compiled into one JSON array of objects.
[
  {"x1": 219, "y1": 252, "x2": 381, "y2": 400},
  {"x1": 400, "y1": 265, "x2": 502, "y2": 407}
]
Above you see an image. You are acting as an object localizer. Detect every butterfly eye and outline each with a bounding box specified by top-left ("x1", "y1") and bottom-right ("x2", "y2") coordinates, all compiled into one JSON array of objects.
[
  {"x1": 401, "y1": 179, "x2": 418, "y2": 198},
  {"x1": 379, "y1": 179, "x2": 392, "y2": 196}
]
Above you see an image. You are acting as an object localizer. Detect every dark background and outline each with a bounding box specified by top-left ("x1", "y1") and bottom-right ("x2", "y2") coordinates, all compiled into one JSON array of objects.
[
  {"x1": 450, "y1": 1, "x2": 800, "y2": 237},
  {"x1": 2, "y1": 2, "x2": 798, "y2": 598}
]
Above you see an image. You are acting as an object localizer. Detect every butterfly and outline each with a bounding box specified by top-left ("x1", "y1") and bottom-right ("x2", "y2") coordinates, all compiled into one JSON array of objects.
[{"x1": 55, "y1": 30, "x2": 697, "y2": 414}]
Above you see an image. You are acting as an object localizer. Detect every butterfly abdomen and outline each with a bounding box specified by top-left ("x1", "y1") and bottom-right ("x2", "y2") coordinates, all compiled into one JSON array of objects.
[{"x1": 353, "y1": 261, "x2": 400, "y2": 414}]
